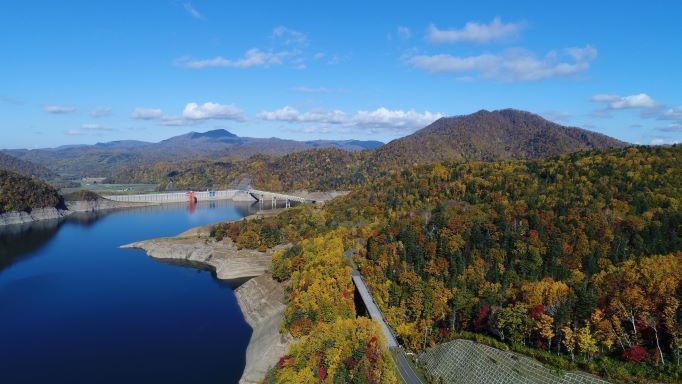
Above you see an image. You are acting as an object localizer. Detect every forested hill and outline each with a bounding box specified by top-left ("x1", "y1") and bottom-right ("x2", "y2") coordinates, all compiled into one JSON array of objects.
[
  {"x1": 0, "y1": 169, "x2": 62, "y2": 213},
  {"x1": 362, "y1": 109, "x2": 627, "y2": 176},
  {"x1": 110, "y1": 147, "x2": 371, "y2": 192},
  {"x1": 217, "y1": 144, "x2": 682, "y2": 382},
  {"x1": 0, "y1": 152, "x2": 54, "y2": 179}
]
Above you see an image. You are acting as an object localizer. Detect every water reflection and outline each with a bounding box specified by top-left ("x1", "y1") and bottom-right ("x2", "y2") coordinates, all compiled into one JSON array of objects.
[{"x1": 0, "y1": 200, "x2": 264, "y2": 274}]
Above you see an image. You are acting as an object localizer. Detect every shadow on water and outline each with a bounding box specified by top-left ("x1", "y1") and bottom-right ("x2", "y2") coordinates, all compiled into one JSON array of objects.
[{"x1": 0, "y1": 219, "x2": 63, "y2": 273}]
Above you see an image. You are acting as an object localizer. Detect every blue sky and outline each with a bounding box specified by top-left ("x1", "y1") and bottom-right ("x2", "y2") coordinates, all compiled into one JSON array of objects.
[{"x1": 1, "y1": 0, "x2": 681, "y2": 149}]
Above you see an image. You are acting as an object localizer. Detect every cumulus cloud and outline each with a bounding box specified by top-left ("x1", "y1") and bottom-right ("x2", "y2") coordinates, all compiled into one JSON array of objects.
[
  {"x1": 44, "y1": 105, "x2": 76, "y2": 114},
  {"x1": 176, "y1": 48, "x2": 285, "y2": 69},
  {"x1": 89, "y1": 106, "x2": 112, "y2": 118},
  {"x1": 427, "y1": 17, "x2": 524, "y2": 44},
  {"x1": 183, "y1": 2, "x2": 203, "y2": 19},
  {"x1": 131, "y1": 107, "x2": 163, "y2": 120},
  {"x1": 258, "y1": 106, "x2": 443, "y2": 131},
  {"x1": 182, "y1": 102, "x2": 244, "y2": 121},
  {"x1": 590, "y1": 93, "x2": 660, "y2": 110},
  {"x1": 407, "y1": 45, "x2": 597, "y2": 81}
]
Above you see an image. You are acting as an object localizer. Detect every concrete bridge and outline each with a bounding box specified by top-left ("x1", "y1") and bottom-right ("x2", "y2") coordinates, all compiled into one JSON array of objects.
[{"x1": 247, "y1": 189, "x2": 306, "y2": 209}]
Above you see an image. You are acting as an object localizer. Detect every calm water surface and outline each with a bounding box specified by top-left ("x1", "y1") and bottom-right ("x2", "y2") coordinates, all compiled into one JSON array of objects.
[{"x1": 0, "y1": 201, "x2": 259, "y2": 384}]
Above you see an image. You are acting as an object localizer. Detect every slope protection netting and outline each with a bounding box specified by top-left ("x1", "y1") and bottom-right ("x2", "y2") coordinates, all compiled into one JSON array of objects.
[{"x1": 418, "y1": 339, "x2": 611, "y2": 384}]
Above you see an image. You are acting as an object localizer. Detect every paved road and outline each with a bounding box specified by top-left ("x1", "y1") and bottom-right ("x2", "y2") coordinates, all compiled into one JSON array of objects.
[
  {"x1": 351, "y1": 271, "x2": 423, "y2": 384},
  {"x1": 392, "y1": 348, "x2": 424, "y2": 384}
]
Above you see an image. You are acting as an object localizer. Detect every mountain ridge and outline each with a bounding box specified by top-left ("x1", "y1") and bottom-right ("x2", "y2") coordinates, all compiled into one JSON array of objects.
[{"x1": 362, "y1": 108, "x2": 627, "y2": 176}]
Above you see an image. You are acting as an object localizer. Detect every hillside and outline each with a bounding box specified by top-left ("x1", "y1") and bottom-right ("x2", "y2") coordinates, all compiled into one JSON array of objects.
[
  {"x1": 220, "y1": 144, "x2": 682, "y2": 383},
  {"x1": 362, "y1": 109, "x2": 627, "y2": 176},
  {"x1": 0, "y1": 152, "x2": 55, "y2": 178},
  {"x1": 4, "y1": 129, "x2": 383, "y2": 178},
  {"x1": 109, "y1": 147, "x2": 370, "y2": 192},
  {"x1": 0, "y1": 169, "x2": 63, "y2": 213}
]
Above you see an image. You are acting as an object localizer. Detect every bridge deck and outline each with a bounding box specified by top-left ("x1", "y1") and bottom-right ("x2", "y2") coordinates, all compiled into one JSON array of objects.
[{"x1": 352, "y1": 273, "x2": 398, "y2": 348}]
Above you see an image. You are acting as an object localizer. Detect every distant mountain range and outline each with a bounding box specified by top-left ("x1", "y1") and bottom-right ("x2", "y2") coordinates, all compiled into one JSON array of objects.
[
  {"x1": 1, "y1": 109, "x2": 627, "y2": 180},
  {"x1": 2, "y1": 130, "x2": 384, "y2": 177}
]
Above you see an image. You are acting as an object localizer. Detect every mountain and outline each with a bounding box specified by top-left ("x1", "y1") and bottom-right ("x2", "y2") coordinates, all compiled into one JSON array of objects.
[
  {"x1": 363, "y1": 109, "x2": 627, "y2": 175},
  {"x1": 4, "y1": 129, "x2": 383, "y2": 177},
  {"x1": 0, "y1": 152, "x2": 55, "y2": 178}
]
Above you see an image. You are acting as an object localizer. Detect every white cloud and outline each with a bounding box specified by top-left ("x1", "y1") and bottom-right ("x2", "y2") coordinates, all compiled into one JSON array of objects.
[
  {"x1": 427, "y1": 17, "x2": 524, "y2": 44},
  {"x1": 259, "y1": 106, "x2": 443, "y2": 131},
  {"x1": 89, "y1": 106, "x2": 112, "y2": 118},
  {"x1": 407, "y1": 46, "x2": 596, "y2": 81},
  {"x1": 182, "y1": 102, "x2": 244, "y2": 121},
  {"x1": 176, "y1": 48, "x2": 285, "y2": 69},
  {"x1": 183, "y1": 2, "x2": 203, "y2": 19},
  {"x1": 650, "y1": 138, "x2": 666, "y2": 145},
  {"x1": 45, "y1": 105, "x2": 76, "y2": 114},
  {"x1": 272, "y1": 26, "x2": 308, "y2": 46},
  {"x1": 660, "y1": 106, "x2": 682, "y2": 120},
  {"x1": 131, "y1": 107, "x2": 163, "y2": 120},
  {"x1": 65, "y1": 129, "x2": 81, "y2": 136},
  {"x1": 397, "y1": 26, "x2": 411, "y2": 40},
  {"x1": 590, "y1": 93, "x2": 660, "y2": 110}
]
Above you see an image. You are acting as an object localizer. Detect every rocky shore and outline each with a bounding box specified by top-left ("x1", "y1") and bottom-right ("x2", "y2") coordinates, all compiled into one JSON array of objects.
[
  {"x1": 0, "y1": 198, "x2": 151, "y2": 227},
  {"x1": 121, "y1": 225, "x2": 292, "y2": 383}
]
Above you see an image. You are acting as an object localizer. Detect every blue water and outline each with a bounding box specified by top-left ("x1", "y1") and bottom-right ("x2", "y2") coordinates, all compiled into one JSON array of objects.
[{"x1": 0, "y1": 201, "x2": 258, "y2": 384}]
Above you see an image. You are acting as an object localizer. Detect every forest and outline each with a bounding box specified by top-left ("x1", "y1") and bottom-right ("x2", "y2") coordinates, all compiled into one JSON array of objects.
[
  {"x1": 0, "y1": 169, "x2": 63, "y2": 214},
  {"x1": 218, "y1": 145, "x2": 682, "y2": 382}
]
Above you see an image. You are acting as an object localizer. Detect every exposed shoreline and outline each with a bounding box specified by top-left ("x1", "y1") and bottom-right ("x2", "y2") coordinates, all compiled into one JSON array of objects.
[
  {"x1": 0, "y1": 199, "x2": 153, "y2": 227},
  {"x1": 120, "y1": 220, "x2": 293, "y2": 384}
]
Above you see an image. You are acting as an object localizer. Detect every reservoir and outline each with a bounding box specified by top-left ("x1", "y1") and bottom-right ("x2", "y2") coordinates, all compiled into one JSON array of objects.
[{"x1": 0, "y1": 201, "x2": 257, "y2": 383}]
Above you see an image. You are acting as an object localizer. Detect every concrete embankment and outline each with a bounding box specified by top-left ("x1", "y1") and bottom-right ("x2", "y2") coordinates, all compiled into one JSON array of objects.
[{"x1": 121, "y1": 227, "x2": 292, "y2": 383}]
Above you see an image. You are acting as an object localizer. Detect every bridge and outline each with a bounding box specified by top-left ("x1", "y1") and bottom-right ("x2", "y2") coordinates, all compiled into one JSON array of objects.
[
  {"x1": 351, "y1": 270, "x2": 423, "y2": 384},
  {"x1": 102, "y1": 188, "x2": 307, "y2": 207},
  {"x1": 248, "y1": 189, "x2": 306, "y2": 208}
]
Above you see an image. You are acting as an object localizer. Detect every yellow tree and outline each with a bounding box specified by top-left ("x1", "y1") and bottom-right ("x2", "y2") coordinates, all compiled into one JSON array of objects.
[
  {"x1": 534, "y1": 313, "x2": 555, "y2": 352},
  {"x1": 562, "y1": 325, "x2": 576, "y2": 361},
  {"x1": 576, "y1": 324, "x2": 598, "y2": 360}
]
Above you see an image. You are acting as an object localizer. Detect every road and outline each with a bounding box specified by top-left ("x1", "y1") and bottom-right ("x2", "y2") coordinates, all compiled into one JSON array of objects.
[
  {"x1": 392, "y1": 348, "x2": 424, "y2": 384},
  {"x1": 351, "y1": 271, "x2": 423, "y2": 384}
]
